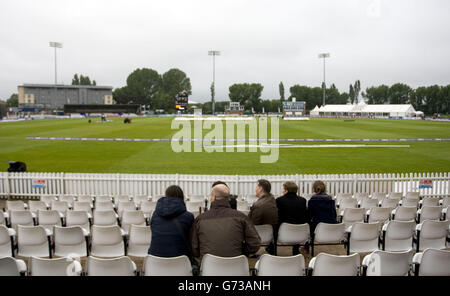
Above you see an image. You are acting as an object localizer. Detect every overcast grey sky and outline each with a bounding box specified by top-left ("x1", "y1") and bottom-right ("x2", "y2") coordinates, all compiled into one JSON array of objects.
[{"x1": 1, "y1": 0, "x2": 449, "y2": 103}]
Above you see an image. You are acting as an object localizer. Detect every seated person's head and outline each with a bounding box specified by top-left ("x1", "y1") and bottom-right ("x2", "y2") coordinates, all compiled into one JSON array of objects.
[
  {"x1": 165, "y1": 185, "x2": 185, "y2": 201},
  {"x1": 312, "y1": 181, "x2": 326, "y2": 194},
  {"x1": 256, "y1": 179, "x2": 271, "y2": 197},
  {"x1": 210, "y1": 184, "x2": 230, "y2": 202},
  {"x1": 282, "y1": 181, "x2": 298, "y2": 195}
]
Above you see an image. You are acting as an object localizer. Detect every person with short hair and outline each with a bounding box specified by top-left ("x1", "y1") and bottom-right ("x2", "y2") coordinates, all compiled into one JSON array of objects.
[
  {"x1": 211, "y1": 181, "x2": 237, "y2": 210},
  {"x1": 275, "y1": 181, "x2": 308, "y2": 255},
  {"x1": 307, "y1": 181, "x2": 337, "y2": 233},
  {"x1": 148, "y1": 185, "x2": 194, "y2": 258},
  {"x1": 248, "y1": 179, "x2": 278, "y2": 226},
  {"x1": 190, "y1": 184, "x2": 261, "y2": 260}
]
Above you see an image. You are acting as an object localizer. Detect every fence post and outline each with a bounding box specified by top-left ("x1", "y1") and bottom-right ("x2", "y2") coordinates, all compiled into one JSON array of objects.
[{"x1": 175, "y1": 174, "x2": 179, "y2": 186}]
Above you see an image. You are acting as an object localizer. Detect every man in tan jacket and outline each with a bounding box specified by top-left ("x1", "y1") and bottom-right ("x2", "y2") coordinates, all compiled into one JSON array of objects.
[{"x1": 190, "y1": 184, "x2": 261, "y2": 260}]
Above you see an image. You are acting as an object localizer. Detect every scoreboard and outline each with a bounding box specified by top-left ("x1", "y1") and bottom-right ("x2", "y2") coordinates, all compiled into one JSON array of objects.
[
  {"x1": 175, "y1": 92, "x2": 189, "y2": 111},
  {"x1": 282, "y1": 101, "x2": 306, "y2": 116}
]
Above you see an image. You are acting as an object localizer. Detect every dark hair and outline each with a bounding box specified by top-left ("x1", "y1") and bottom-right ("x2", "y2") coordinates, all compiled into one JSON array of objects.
[
  {"x1": 283, "y1": 181, "x2": 298, "y2": 194},
  {"x1": 165, "y1": 185, "x2": 185, "y2": 200},
  {"x1": 313, "y1": 181, "x2": 326, "y2": 194},
  {"x1": 212, "y1": 181, "x2": 228, "y2": 188},
  {"x1": 257, "y1": 179, "x2": 271, "y2": 194}
]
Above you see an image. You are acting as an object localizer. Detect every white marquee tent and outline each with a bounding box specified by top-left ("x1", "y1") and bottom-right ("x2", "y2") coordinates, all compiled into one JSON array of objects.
[{"x1": 310, "y1": 102, "x2": 421, "y2": 118}]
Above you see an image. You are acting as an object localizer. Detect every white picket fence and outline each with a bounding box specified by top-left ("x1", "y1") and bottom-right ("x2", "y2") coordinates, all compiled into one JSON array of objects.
[{"x1": 0, "y1": 172, "x2": 448, "y2": 200}]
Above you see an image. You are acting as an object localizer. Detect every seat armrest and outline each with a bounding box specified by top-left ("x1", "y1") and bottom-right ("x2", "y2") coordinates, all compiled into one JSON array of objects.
[
  {"x1": 415, "y1": 223, "x2": 422, "y2": 232},
  {"x1": 120, "y1": 228, "x2": 127, "y2": 236},
  {"x1": 45, "y1": 228, "x2": 53, "y2": 236},
  {"x1": 16, "y1": 259, "x2": 27, "y2": 274},
  {"x1": 412, "y1": 252, "x2": 422, "y2": 265},
  {"x1": 8, "y1": 228, "x2": 16, "y2": 237},
  {"x1": 72, "y1": 261, "x2": 83, "y2": 276},
  {"x1": 361, "y1": 254, "x2": 371, "y2": 268}
]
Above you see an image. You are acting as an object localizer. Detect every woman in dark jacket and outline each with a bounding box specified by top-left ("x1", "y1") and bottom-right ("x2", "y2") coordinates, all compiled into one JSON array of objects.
[
  {"x1": 148, "y1": 185, "x2": 195, "y2": 257},
  {"x1": 307, "y1": 180, "x2": 337, "y2": 233}
]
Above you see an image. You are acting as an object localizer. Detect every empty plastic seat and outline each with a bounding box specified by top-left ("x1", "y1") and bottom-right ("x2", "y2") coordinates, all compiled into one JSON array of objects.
[
  {"x1": 93, "y1": 210, "x2": 118, "y2": 226},
  {"x1": 127, "y1": 224, "x2": 151, "y2": 257},
  {"x1": 144, "y1": 254, "x2": 192, "y2": 276},
  {"x1": 335, "y1": 193, "x2": 353, "y2": 204},
  {"x1": 17, "y1": 225, "x2": 52, "y2": 258},
  {"x1": 381, "y1": 220, "x2": 415, "y2": 251},
  {"x1": 117, "y1": 201, "x2": 137, "y2": 218},
  {"x1": 0, "y1": 211, "x2": 6, "y2": 225},
  {"x1": 91, "y1": 225, "x2": 125, "y2": 257},
  {"x1": 0, "y1": 257, "x2": 27, "y2": 276},
  {"x1": 255, "y1": 254, "x2": 305, "y2": 276},
  {"x1": 417, "y1": 206, "x2": 443, "y2": 223},
  {"x1": 392, "y1": 206, "x2": 417, "y2": 221},
  {"x1": 95, "y1": 201, "x2": 115, "y2": 211},
  {"x1": 200, "y1": 254, "x2": 249, "y2": 276},
  {"x1": 236, "y1": 201, "x2": 249, "y2": 211},
  {"x1": 412, "y1": 248, "x2": 450, "y2": 276},
  {"x1": 121, "y1": 210, "x2": 146, "y2": 234},
  {"x1": 77, "y1": 195, "x2": 94, "y2": 205},
  {"x1": 51, "y1": 201, "x2": 69, "y2": 217},
  {"x1": 414, "y1": 220, "x2": 450, "y2": 252},
  {"x1": 276, "y1": 223, "x2": 310, "y2": 255},
  {"x1": 354, "y1": 192, "x2": 369, "y2": 202},
  {"x1": 341, "y1": 208, "x2": 365, "y2": 229},
  {"x1": 370, "y1": 192, "x2": 387, "y2": 201},
  {"x1": 28, "y1": 201, "x2": 48, "y2": 215},
  {"x1": 66, "y1": 210, "x2": 91, "y2": 233},
  {"x1": 10, "y1": 210, "x2": 34, "y2": 231},
  {"x1": 440, "y1": 196, "x2": 449, "y2": 207},
  {"x1": 140, "y1": 201, "x2": 157, "y2": 218},
  {"x1": 29, "y1": 256, "x2": 82, "y2": 276},
  {"x1": 420, "y1": 197, "x2": 440, "y2": 208},
  {"x1": 362, "y1": 249, "x2": 413, "y2": 276},
  {"x1": 360, "y1": 198, "x2": 379, "y2": 210},
  {"x1": 6, "y1": 200, "x2": 27, "y2": 211},
  {"x1": 37, "y1": 210, "x2": 62, "y2": 234},
  {"x1": 366, "y1": 207, "x2": 391, "y2": 224},
  {"x1": 59, "y1": 196, "x2": 75, "y2": 208},
  {"x1": 54, "y1": 226, "x2": 89, "y2": 257},
  {"x1": 114, "y1": 195, "x2": 131, "y2": 206},
  {"x1": 405, "y1": 192, "x2": 419, "y2": 200},
  {"x1": 73, "y1": 201, "x2": 93, "y2": 216},
  {"x1": 86, "y1": 256, "x2": 137, "y2": 276},
  {"x1": 0, "y1": 225, "x2": 15, "y2": 257},
  {"x1": 308, "y1": 253, "x2": 360, "y2": 276},
  {"x1": 95, "y1": 196, "x2": 113, "y2": 203},
  {"x1": 347, "y1": 222, "x2": 380, "y2": 254},
  {"x1": 186, "y1": 201, "x2": 203, "y2": 213},
  {"x1": 40, "y1": 196, "x2": 58, "y2": 207},
  {"x1": 338, "y1": 198, "x2": 358, "y2": 214},
  {"x1": 254, "y1": 224, "x2": 274, "y2": 246},
  {"x1": 380, "y1": 198, "x2": 400, "y2": 209},
  {"x1": 400, "y1": 198, "x2": 419, "y2": 208},
  {"x1": 134, "y1": 195, "x2": 150, "y2": 207},
  {"x1": 311, "y1": 222, "x2": 347, "y2": 257},
  {"x1": 387, "y1": 192, "x2": 402, "y2": 199},
  {"x1": 188, "y1": 195, "x2": 206, "y2": 203}
]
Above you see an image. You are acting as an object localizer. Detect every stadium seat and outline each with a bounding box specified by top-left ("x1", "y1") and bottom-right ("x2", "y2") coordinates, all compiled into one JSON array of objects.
[
  {"x1": 86, "y1": 256, "x2": 137, "y2": 276},
  {"x1": 380, "y1": 198, "x2": 400, "y2": 208},
  {"x1": 95, "y1": 195, "x2": 113, "y2": 203},
  {"x1": 54, "y1": 226, "x2": 89, "y2": 257},
  {"x1": 400, "y1": 198, "x2": 419, "y2": 208},
  {"x1": 28, "y1": 201, "x2": 48, "y2": 215},
  {"x1": 93, "y1": 210, "x2": 119, "y2": 226},
  {"x1": 114, "y1": 195, "x2": 132, "y2": 207},
  {"x1": 381, "y1": 220, "x2": 415, "y2": 251},
  {"x1": 0, "y1": 257, "x2": 27, "y2": 276},
  {"x1": 335, "y1": 193, "x2": 353, "y2": 203},
  {"x1": 200, "y1": 254, "x2": 250, "y2": 276},
  {"x1": 254, "y1": 254, "x2": 305, "y2": 276},
  {"x1": 188, "y1": 195, "x2": 206, "y2": 203},
  {"x1": 29, "y1": 256, "x2": 82, "y2": 276},
  {"x1": 405, "y1": 192, "x2": 420, "y2": 200},
  {"x1": 308, "y1": 253, "x2": 360, "y2": 276},
  {"x1": 392, "y1": 206, "x2": 417, "y2": 221},
  {"x1": 0, "y1": 211, "x2": 6, "y2": 226},
  {"x1": 370, "y1": 192, "x2": 387, "y2": 201},
  {"x1": 362, "y1": 249, "x2": 413, "y2": 276},
  {"x1": 91, "y1": 225, "x2": 126, "y2": 257},
  {"x1": 133, "y1": 195, "x2": 150, "y2": 207},
  {"x1": 341, "y1": 208, "x2": 365, "y2": 229},
  {"x1": 360, "y1": 198, "x2": 378, "y2": 210},
  {"x1": 414, "y1": 220, "x2": 449, "y2": 252},
  {"x1": 254, "y1": 224, "x2": 274, "y2": 246},
  {"x1": 139, "y1": 201, "x2": 157, "y2": 219},
  {"x1": 117, "y1": 201, "x2": 137, "y2": 218},
  {"x1": 0, "y1": 225, "x2": 15, "y2": 257},
  {"x1": 346, "y1": 222, "x2": 380, "y2": 255},
  {"x1": 66, "y1": 210, "x2": 91, "y2": 233},
  {"x1": 121, "y1": 210, "x2": 146, "y2": 234},
  {"x1": 310, "y1": 222, "x2": 347, "y2": 257},
  {"x1": 440, "y1": 196, "x2": 449, "y2": 207},
  {"x1": 37, "y1": 210, "x2": 62, "y2": 234},
  {"x1": 420, "y1": 197, "x2": 440, "y2": 208},
  {"x1": 127, "y1": 224, "x2": 151, "y2": 257},
  {"x1": 77, "y1": 195, "x2": 94, "y2": 206},
  {"x1": 40, "y1": 196, "x2": 58, "y2": 207},
  {"x1": 10, "y1": 210, "x2": 35, "y2": 231},
  {"x1": 276, "y1": 223, "x2": 310, "y2": 255},
  {"x1": 354, "y1": 192, "x2": 369, "y2": 203},
  {"x1": 412, "y1": 248, "x2": 450, "y2": 276},
  {"x1": 17, "y1": 225, "x2": 52, "y2": 258},
  {"x1": 338, "y1": 198, "x2": 358, "y2": 215},
  {"x1": 73, "y1": 201, "x2": 93, "y2": 216},
  {"x1": 387, "y1": 192, "x2": 403, "y2": 199},
  {"x1": 51, "y1": 201, "x2": 69, "y2": 217},
  {"x1": 442, "y1": 205, "x2": 449, "y2": 220},
  {"x1": 186, "y1": 201, "x2": 204, "y2": 213},
  {"x1": 237, "y1": 200, "x2": 249, "y2": 211},
  {"x1": 95, "y1": 201, "x2": 115, "y2": 211},
  {"x1": 6, "y1": 200, "x2": 28, "y2": 211},
  {"x1": 366, "y1": 207, "x2": 391, "y2": 224},
  {"x1": 144, "y1": 254, "x2": 193, "y2": 276},
  {"x1": 416, "y1": 206, "x2": 443, "y2": 223},
  {"x1": 59, "y1": 196, "x2": 76, "y2": 208}
]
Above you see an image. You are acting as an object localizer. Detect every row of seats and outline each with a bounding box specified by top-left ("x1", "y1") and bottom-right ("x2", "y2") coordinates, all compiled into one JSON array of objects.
[{"x1": 1, "y1": 248, "x2": 449, "y2": 276}]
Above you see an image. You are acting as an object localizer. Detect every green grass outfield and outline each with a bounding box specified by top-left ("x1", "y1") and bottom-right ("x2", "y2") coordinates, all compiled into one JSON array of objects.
[{"x1": 0, "y1": 117, "x2": 449, "y2": 175}]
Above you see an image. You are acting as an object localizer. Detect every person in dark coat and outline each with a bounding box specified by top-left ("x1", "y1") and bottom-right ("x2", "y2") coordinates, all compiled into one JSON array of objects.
[
  {"x1": 307, "y1": 180, "x2": 337, "y2": 234},
  {"x1": 148, "y1": 185, "x2": 195, "y2": 258},
  {"x1": 276, "y1": 181, "x2": 308, "y2": 255}
]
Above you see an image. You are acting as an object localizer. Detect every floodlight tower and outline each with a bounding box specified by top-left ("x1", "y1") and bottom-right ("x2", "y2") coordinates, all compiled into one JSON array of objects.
[
  {"x1": 49, "y1": 42, "x2": 63, "y2": 85},
  {"x1": 318, "y1": 52, "x2": 330, "y2": 106},
  {"x1": 208, "y1": 50, "x2": 220, "y2": 115}
]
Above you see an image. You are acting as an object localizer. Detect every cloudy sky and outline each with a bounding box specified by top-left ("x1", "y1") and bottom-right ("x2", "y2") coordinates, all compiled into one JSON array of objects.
[{"x1": 1, "y1": 0, "x2": 449, "y2": 103}]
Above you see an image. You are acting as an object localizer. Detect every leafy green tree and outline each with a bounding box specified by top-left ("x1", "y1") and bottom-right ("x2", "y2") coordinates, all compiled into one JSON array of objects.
[
  {"x1": 388, "y1": 83, "x2": 412, "y2": 104},
  {"x1": 71, "y1": 74, "x2": 80, "y2": 85},
  {"x1": 362, "y1": 85, "x2": 390, "y2": 104},
  {"x1": 126, "y1": 68, "x2": 161, "y2": 106},
  {"x1": 349, "y1": 84, "x2": 355, "y2": 104},
  {"x1": 354, "y1": 80, "x2": 361, "y2": 103},
  {"x1": 228, "y1": 83, "x2": 264, "y2": 111},
  {"x1": 6, "y1": 93, "x2": 18, "y2": 107},
  {"x1": 161, "y1": 68, "x2": 192, "y2": 98},
  {"x1": 112, "y1": 86, "x2": 134, "y2": 104},
  {"x1": 279, "y1": 82, "x2": 285, "y2": 102}
]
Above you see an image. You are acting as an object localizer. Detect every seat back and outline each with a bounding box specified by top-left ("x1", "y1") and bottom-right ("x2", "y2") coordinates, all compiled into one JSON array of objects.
[
  {"x1": 95, "y1": 201, "x2": 115, "y2": 211},
  {"x1": 140, "y1": 201, "x2": 157, "y2": 214},
  {"x1": 121, "y1": 210, "x2": 146, "y2": 233},
  {"x1": 256, "y1": 254, "x2": 305, "y2": 276},
  {"x1": 17, "y1": 225, "x2": 50, "y2": 257},
  {"x1": 117, "y1": 201, "x2": 136, "y2": 217},
  {"x1": 441, "y1": 196, "x2": 449, "y2": 207},
  {"x1": 87, "y1": 256, "x2": 136, "y2": 276},
  {"x1": 201, "y1": 254, "x2": 249, "y2": 276},
  {"x1": 405, "y1": 192, "x2": 420, "y2": 200},
  {"x1": 394, "y1": 206, "x2": 417, "y2": 221},
  {"x1": 354, "y1": 193, "x2": 369, "y2": 202},
  {"x1": 186, "y1": 201, "x2": 203, "y2": 213},
  {"x1": 236, "y1": 201, "x2": 249, "y2": 211},
  {"x1": 59, "y1": 196, "x2": 75, "y2": 207},
  {"x1": 66, "y1": 211, "x2": 90, "y2": 231},
  {"x1": 10, "y1": 210, "x2": 34, "y2": 231},
  {"x1": 54, "y1": 226, "x2": 87, "y2": 257},
  {"x1": 417, "y1": 248, "x2": 450, "y2": 276},
  {"x1": 6, "y1": 200, "x2": 26, "y2": 211},
  {"x1": 0, "y1": 257, "x2": 23, "y2": 276},
  {"x1": 144, "y1": 255, "x2": 192, "y2": 276},
  {"x1": 314, "y1": 223, "x2": 346, "y2": 243},
  {"x1": 380, "y1": 198, "x2": 400, "y2": 208},
  {"x1": 134, "y1": 195, "x2": 150, "y2": 207},
  {"x1": 339, "y1": 198, "x2": 358, "y2": 210},
  {"x1": 114, "y1": 195, "x2": 131, "y2": 206},
  {"x1": 371, "y1": 192, "x2": 387, "y2": 201},
  {"x1": 367, "y1": 207, "x2": 391, "y2": 223},
  {"x1": 29, "y1": 256, "x2": 81, "y2": 276},
  {"x1": 384, "y1": 220, "x2": 415, "y2": 252},
  {"x1": 254, "y1": 224, "x2": 274, "y2": 246},
  {"x1": 73, "y1": 202, "x2": 93, "y2": 215},
  {"x1": 419, "y1": 206, "x2": 443, "y2": 222},
  {"x1": 188, "y1": 195, "x2": 206, "y2": 203},
  {"x1": 91, "y1": 225, "x2": 124, "y2": 257},
  {"x1": 360, "y1": 198, "x2": 379, "y2": 209},
  {"x1": 349, "y1": 222, "x2": 379, "y2": 253},
  {"x1": 0, "y1": 225, "x2": 13, "y2": 257},
  {"x1": 93, "y1": 210, "x2": 118, "y2": 226},
  {"x1": 40, "y1": 196, "x2": 58, "y2": 206},
  {"x1": 401, "y1": 198, "x2": 419, "y2": 208},
  {"x1": 29, "y1": 201, "x2": 48, "y2": 214},
  {"x1": 128, "y1": 224, "x2": 151, "y2": 257},
  {"x1": 365, "y1": 250, "x2": 413, "y2": 276},
  {"x1": 342, "y1": 208, "x2": 365, "y2": 227},
  {"x1": 37, "y1": 210, "x2": 61, "y2": 231},
  {"x1": 51, "y1": 201, "x2": 69, "y2": 215},
  {"x1": 77, "y1": 195, "x2": 94, "y2": 205},
  {"x1": 335, "y1": 193, "x2": 353, "y2": 204},
  {"x1": 0, "y1": 211, "x2": 5, "y2": 225},
  {"x1": 277, "y1": 223, "x2": 310, "y2": 245},
  {"x1": 95, "y1": 196, "x2": 112, "y2": 203},
  {"x1": 418, "y1": 220, "x2": 450, "y2": 251},
  {"x1": 421, "y1": 197, "x2": 440, "y2": 207},
  {"x1": 311, "y1": 253, "x2": 360, "y2": 276},
  {"x1": 387, "y1": 192, "x2": 403, "y2": 199}
]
